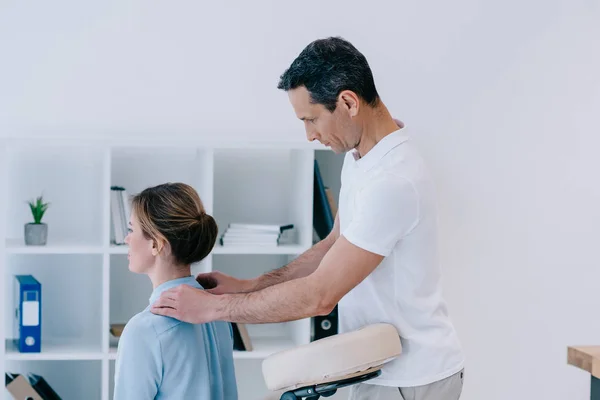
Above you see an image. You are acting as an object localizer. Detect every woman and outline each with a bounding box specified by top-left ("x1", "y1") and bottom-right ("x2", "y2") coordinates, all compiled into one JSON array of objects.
[{"x1": 114, "y1": 182, "x2": 237, "y2": 399}]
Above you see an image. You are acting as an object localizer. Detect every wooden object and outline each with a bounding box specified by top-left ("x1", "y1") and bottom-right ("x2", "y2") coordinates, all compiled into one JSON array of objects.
[
  {"x1": 110, "y1": 324, "x2": 126, "y2": 338},
  {"x1": 568, "y1": 346, "x2": 600, "y2": 379},
  {"x1": 568, "y1": 346, "x2": 600, "y2": 399}
]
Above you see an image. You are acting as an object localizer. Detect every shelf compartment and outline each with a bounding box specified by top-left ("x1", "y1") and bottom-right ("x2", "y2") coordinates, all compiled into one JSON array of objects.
[
  {"x1": 110, "y1": 146, "x2": 213, "y2": 211},
  {"x1": 4, "y1": 254, "x2": 104, "y2": 353},
  {"x1": 213, "y1": 148, "x2": 313, "y2": 250},
  {"x1": 5, "y1": 145, "x2": 105, "y2": 246},
  {"x1": 5, "y1": 359, "x2": 102, "y2": 400}
]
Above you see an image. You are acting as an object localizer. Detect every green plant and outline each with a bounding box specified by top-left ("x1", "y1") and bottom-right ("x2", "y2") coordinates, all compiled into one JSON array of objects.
[{"x1": 27, "y1": 195, "x2": 50, "y2": 224}]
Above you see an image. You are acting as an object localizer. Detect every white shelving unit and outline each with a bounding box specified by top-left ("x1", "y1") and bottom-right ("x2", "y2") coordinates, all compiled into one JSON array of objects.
[{"x1": 1, "y1": 138, "x2": 329, "y2": 400}]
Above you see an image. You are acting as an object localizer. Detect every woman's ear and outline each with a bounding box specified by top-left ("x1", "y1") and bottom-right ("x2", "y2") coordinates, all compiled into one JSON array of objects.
[
  {"x1": 151, "y1": 240, "x2": 163, "y2": 257},
  {"x1": 152, "y1": 239, "x2": 171, "y2": 257}
]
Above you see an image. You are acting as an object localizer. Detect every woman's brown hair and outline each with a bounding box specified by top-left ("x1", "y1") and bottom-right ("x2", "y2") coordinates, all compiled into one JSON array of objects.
[{"x1": 130, "y1": 182, "x2": 217, "y2": 265}]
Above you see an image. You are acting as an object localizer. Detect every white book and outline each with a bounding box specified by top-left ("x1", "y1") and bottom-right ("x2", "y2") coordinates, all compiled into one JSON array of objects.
[
  {"x1": 220, "y1": 233, "x2": 280, "y2": 246},
  {"x1": 220, "y1": 239, "x2": 279, "y2": 246},
  {"x1": 221, "y1": 236, "x2": 279, "y2": 243},
  {"x1": 118, "y1": 189, "x2": 127, "y2": 242},
  {"x1": 228, "y1": 223, "x2": 293, "y2": 233},
  {"x1": 111, "y1": 190, "x2": 125, "y2": 244},
  {"x1": 121, "y1": 190, "x2": 131, "y2": 232},
  {"x1": 223, "y1": 230, "x2": 280, "y2": 239}
]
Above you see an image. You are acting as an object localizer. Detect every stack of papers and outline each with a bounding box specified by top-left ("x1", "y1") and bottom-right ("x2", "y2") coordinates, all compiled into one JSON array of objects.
[{"x1": 219, "y1": 223, "x2": 294, "y2": 246}]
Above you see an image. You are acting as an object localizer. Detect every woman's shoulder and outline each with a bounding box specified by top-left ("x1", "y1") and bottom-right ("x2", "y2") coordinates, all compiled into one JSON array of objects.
[
  {"x1": 121, "y1": 309, "x2": 181, "y2": 340},
  {"x1": 121, "y1": 310, "x2": 234, "y2": 347}
]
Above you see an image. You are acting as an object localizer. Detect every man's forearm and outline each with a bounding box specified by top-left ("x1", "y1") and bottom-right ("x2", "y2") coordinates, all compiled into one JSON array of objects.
[
  {"x1": 248, "y1": 237, "x2": 334, "y2": 291},
  {"x1": 217, "y1": 275, "x2": 329, "y2": 324}
]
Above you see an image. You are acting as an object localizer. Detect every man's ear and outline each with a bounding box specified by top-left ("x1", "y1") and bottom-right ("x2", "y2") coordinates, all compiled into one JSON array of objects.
[{"x1": 338, "y1": 90, "x2": 360, "y2": 118}]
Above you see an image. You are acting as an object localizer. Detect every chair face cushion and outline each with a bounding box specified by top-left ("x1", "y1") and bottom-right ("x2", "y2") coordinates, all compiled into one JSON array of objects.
[{"x1": 262, "y1": 323, "x2": 402, "y2": 391}]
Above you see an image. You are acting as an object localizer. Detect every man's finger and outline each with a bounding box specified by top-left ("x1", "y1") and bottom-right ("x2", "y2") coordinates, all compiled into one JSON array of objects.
[
  {"x1": 153, "y1": 295, "x2": 177, "y2": 309},
  {"x1": 197, "y1": 274, "x2": 218, "y2": 289},
  {"x1": 151, "y1": 305, "x2": 177, "y2": 318},
  {"x1": 161, "y1": 287, "x2": 179, "y2": 297}
]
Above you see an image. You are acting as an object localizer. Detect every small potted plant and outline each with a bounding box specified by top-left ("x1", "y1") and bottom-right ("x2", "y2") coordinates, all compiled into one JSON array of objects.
[{"x1": 25, "y1": 194, "x2": 50, "y2": 246}]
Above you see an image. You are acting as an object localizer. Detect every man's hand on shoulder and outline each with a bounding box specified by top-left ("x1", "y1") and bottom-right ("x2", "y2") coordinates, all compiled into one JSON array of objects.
[
  {"x1": 196, "y1": 271, "x2": 255, "y2": 295},
  {"x1": 150, "y1": 284, "x2": 224, "y2": 324}
]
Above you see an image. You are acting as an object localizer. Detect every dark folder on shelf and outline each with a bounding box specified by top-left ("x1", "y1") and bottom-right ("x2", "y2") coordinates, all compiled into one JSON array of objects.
[
  {"x1": 29, "y1": 373, "x2": 62, "y2": 400},
  {"x1": 231, "y1": 322, "x2": 253, "y2": 351},
  {"x1": 5, "y1": 372, "x2": 62, "y2": 400},
  {"x1": 313, "y1": 160, "x2": 334, "y2": 240},
  {"x1": 311, "y1": 159, "x2": 339, "y2": 342}
]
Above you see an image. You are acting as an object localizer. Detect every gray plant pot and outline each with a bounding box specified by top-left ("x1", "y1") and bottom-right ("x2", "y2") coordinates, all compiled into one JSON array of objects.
[{"x1": 24, "y1": 223, "x2": 48, "y2": 246}]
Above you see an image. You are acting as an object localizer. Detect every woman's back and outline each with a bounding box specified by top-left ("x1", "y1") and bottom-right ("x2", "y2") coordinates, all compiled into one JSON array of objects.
[{"x1": 114, "y1": 276, "x2": 238, "y2": 399}]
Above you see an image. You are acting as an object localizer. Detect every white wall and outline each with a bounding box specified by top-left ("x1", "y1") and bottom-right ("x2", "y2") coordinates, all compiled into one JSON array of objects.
[
  {"x1": 407, "y1": 3, "x2": 600, "y2": 400},
  {"x1": 2, "y1": 1, "x2": 600, "y2": 399}
]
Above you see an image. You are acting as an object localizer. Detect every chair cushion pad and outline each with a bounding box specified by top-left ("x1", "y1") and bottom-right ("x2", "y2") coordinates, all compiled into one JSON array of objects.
[{"x1": 262, "y1": 323, "x2": 402, "y2": 391}]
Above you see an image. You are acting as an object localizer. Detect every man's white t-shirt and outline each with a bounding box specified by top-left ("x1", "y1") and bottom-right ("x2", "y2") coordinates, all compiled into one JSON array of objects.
[{"x1": 338, "y1": 123, "x2": 464, "y2": 387}]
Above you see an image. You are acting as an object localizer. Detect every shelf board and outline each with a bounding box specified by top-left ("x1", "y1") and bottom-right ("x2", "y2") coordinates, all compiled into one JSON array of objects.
[
  {"x1": 108, "y1": 346, "x2": 117, "y2": 360},
  {"x1": 109, "y1": 244, "x2": 128, "y2": 254},
  {"x1": 5, "y1": 339, "x2": 104, "y2": 361},
  {"x1": 5, "y1": 238, "x2": 104, "y2": 255},
  {"x1": 212, "y1": 244, "x2": 308, "y2": 255},
  {"x1": 107, "y1": 336, "x2": 295, "y2": 361}
]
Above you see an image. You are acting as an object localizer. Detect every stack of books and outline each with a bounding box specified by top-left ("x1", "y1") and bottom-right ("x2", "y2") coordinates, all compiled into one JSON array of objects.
[
  {"x1": 219, "y1": 223, "x2": 295, "y2": 247},
  {"x1": 110, "y1": 186, "x2": 131, "y2": 245}
]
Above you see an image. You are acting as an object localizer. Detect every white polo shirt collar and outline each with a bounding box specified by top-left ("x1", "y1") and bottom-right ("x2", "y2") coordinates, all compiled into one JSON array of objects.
[{"x1": 351, "y1": 125, "x2": 410, "y2": 172}]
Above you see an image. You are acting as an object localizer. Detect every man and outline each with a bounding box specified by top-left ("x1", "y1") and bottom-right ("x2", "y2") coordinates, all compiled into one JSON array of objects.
[{"x1": 151, "y1": 36, "x2": 465, "y2": 399}]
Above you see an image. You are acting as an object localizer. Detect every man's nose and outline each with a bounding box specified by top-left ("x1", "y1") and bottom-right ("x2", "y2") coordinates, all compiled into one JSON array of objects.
[{"x1": 306, "y1": 130, "x2": 319, "y2": 142}]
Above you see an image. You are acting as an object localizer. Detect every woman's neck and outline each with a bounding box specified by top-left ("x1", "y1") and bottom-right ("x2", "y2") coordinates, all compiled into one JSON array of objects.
[{"x1": 148, "y1": 263, "x2": 192, "y2": 289}]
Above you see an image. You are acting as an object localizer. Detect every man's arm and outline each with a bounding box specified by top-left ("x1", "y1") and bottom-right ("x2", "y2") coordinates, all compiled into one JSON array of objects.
[
  {"x1": 215, "y1": 235, "x2": 384, "y2": 323},
  {"x1": 247, "y1": 213, "x2": 340, "y2": 291},
  {"x1": 151, "y1": 176, "x2": 418, "y2": 325},
  {"x1": 211, "y1": 176, "x2": 417, "y2": 324},
  {"x1": 150, "y1": 235, "x2": 383, "y2": 324}
]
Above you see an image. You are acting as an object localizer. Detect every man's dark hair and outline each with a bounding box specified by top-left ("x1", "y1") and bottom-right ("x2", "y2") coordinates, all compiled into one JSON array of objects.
[{"x1": 277, "y1": 36, "x2": 380, "y2": 112}]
